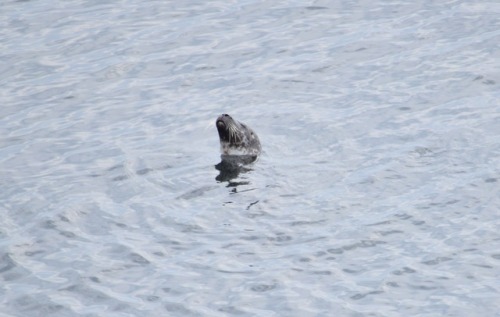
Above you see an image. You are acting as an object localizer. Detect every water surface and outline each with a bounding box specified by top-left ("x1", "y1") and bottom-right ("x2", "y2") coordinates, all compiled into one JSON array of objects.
[{"x1": 1, "y1": 0, "x2": 499, "y2": 316}]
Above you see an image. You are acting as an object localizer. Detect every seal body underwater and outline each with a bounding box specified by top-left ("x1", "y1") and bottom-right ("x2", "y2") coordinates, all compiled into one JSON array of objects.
[{"x1": 216, "y1": 114, "x2": 261, "y2": 163}]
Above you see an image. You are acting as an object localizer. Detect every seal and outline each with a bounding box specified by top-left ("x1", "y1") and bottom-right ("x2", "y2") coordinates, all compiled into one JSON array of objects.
[{"x1": 216, "y1": 113, "x2": 261, "y2": 162}]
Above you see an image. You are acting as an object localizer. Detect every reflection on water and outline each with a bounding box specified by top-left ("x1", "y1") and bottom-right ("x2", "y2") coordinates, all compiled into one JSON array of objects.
[{"x1": 215, "y1": 155, "x2": 258, "y2": 183}]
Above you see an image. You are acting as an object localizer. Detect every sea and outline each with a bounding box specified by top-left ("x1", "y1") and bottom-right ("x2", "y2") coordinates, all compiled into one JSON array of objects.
[{"x1": 1, "y1": 0, "x2": 499, "y2": 316}]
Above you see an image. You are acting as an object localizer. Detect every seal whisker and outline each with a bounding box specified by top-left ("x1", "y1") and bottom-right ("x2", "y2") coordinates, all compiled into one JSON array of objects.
[{"x1": 229, "y1": 124, "x2": 240, "y2": 143}]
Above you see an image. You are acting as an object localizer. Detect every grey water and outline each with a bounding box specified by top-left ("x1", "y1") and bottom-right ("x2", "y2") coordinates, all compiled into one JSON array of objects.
[{"x1": 1, "y1": 0, "x2": 499, "y2": 316}]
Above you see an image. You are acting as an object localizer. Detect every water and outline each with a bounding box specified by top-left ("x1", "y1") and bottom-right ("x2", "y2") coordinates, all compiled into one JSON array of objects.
[{"x1": 1, "y1": 0, "x2": 499, "y2": 316}]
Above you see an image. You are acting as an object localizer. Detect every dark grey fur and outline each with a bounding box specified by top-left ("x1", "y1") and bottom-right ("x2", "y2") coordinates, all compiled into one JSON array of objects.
[{"x1": 215, "y1": 114, "x2": 261, "y2": 159}]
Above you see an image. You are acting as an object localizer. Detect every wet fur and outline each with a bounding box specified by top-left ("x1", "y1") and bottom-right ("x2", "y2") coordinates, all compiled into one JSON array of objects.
[{"x1": 216, "y1": 114, "x2": 261, "y2": 158}]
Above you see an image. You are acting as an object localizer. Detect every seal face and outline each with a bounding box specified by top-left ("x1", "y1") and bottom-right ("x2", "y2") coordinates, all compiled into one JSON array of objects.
[{"x1": 216, "y1": 114, "x2": 261, "y2": 159}]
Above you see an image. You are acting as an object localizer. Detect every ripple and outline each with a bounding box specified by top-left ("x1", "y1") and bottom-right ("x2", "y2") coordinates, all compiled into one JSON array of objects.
[{"x1": 1, "y1": 0, "x2": 499, "y2": 316}]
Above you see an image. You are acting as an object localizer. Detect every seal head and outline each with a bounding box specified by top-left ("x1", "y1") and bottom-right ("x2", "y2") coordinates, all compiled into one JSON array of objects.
[{"x1": 216, "y1": 114, "x2": 261, "y2": 160}]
